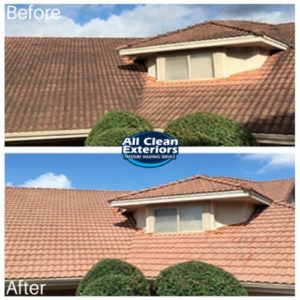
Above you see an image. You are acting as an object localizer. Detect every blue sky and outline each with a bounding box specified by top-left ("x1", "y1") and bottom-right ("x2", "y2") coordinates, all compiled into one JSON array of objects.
[
  {"x1": 5, "y1": 153, "x2": 294, "y2": 191},
  {"x1": 5, "y1": 4, "x2": 294, "y2": 37}
]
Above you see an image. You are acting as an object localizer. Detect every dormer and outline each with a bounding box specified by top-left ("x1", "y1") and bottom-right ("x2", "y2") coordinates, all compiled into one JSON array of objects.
[
  {"x1": 119, "y1": 21, "x2": 289, "y2": 82},
  {"x1": 110, "y1": 176, "x2": 273, "y2": 233}
]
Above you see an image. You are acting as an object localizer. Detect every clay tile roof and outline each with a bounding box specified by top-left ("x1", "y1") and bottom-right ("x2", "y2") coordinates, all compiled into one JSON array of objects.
[
  {"x1": 127, "y1": 202, "x2": 295, "y2": 284},
  {"x1": 113, "y1": 175, "x2": 292, "y2": 203},
  {"x1": 124, "y1": 20, "x2": 294, "y2": 49},
  {"x1": 5, "y1": 22, "x2": 294, "y2": 137},
  {"x1": 137, "y1": 45, "x2": 294, "y2": 134},
  {"x1": 5, "y1": 188, "x2": 136, "y2": 280},
  {"x1": 5, "y1": 38, "x2": 146, "y2": 133},
  {"x1": 5, "y1": 178, "x2": 295, "y2": 285}
]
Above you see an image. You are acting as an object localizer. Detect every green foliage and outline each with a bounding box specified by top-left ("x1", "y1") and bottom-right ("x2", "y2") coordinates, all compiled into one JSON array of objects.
[
  {"x1": 165, "y1": 112, "x2": 256, "y2": 146},
  {"x1": 80, "y1": 274, "x2": 145, "y2": 296},
  {"x1": 155, "y1": 261, "x2": 248, "y2": 296},
  {"x1": 76, "y1": 258, "x2": 149, "y2": 296},
  {"x1": 87, "y1": 127, "x2": 144, "y2": 146},
  {"x1": 86, "y1": 111, "x2": 153, "y2": 146}
]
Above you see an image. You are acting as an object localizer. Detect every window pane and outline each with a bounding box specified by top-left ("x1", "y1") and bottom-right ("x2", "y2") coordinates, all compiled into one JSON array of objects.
[
  {"x1": 179, "y1": 206, "x2": 202, "y2": 231},
  {"x1": 165, "y1": 55, "x2": 188, "y2": 81},
  {"x1": 190, "y1": 53, "x2": 214, "y2": 79},
  {"x1": 155, "y1": 208, "x2": 177, "y2": 232}
]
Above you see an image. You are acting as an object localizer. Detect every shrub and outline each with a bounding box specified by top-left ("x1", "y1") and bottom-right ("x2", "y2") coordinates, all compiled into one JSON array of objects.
[
  {"x1": 86, "y1": 111, "x2": 153, "y2": 146},
  {"x1": 164, "y1": 112, "x2": 256, "y2": 146},
  {"x1": 80, "y1": 274, "x2": 144, "y2": 296},
  {"x1": 155, "y1": 261, "x2": 248, "y2": 296},
  {"x1": 76, "y1": 258, "x2": 149, "y2": 296},
  {"x1": 86, "y1": 127, "x2": 144, "y2": 146}
]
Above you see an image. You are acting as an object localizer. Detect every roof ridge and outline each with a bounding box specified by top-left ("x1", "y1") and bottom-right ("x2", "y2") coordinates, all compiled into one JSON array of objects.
[
  {"x1": 112, "y1": 175, "x2": 264, "y2": 202},
  {"x1": 124, "y1": 20, "x2": 231, "y2": 49},
  {"x1": 209, "y1": 20, "x2": 261, "y2": 36},
  {"x1": 200, "y1": 175, "x2": 247, "y2": 190},
  {"x1": 272, "y1": 201, "x2": 295, "y2": 209},
  {"x1": 123, "y1": 21, "x2": 206, "y2": 49},
  {"x1": 112, "y1": 174, "x2": 203, "y2": 201}
]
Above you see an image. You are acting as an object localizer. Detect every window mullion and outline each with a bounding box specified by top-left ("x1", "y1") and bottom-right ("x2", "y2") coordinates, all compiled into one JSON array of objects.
[
  {"x1": 187, "y1": 55, "x2": 192, "y2": 80},
  {"x1": 177, "y1": 207, "x2": 180, "y2": 232}
]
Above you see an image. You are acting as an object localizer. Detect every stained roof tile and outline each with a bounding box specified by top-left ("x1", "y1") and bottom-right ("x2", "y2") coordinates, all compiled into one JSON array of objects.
[{"x1": 5, "y1": 22, "x2": 294, "y2": 136}]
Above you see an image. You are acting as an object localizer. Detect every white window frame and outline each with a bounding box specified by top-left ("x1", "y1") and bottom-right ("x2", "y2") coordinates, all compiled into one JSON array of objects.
[
  {"x1": 164, "y1": 52, "x2": 215, "y2": 81},
  {"x1": 154, "y1": 205, "x2": 203, "y2": 233}
]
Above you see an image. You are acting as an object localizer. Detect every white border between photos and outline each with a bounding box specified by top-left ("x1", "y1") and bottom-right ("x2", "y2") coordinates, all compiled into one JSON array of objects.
[{"x1": 1, "y1": 1, "x2": 298, "y2": 299}]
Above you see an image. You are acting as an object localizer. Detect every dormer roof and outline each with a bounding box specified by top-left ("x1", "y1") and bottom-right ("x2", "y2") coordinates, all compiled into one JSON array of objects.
[
  {"x1": 119, "y1": 21, "x2": 293, "y2": 56},
  {"x1": 110, "y1": 175, "x2": 294, "y2": 207}
]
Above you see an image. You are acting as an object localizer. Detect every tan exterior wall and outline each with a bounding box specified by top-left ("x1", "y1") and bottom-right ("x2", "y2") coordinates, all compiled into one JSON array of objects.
[
  {"x1": 146, "y1": 56, "x2": 157, "y2": 78},
  {"x1": 224, "y1": 47, "x2": 269, "y2": 77},
  {"x1": 214, "y1": 201, "x2": 255, "y2": 229},
  {"x1": 134, "y1": 207, "x2": 146, "y2": 229},
  {"x1": 132, "y1": 199, "x2": 256, "y2": 233}
]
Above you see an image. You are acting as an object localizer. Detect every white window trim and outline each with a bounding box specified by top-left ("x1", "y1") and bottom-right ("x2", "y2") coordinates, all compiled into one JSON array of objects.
[{"x1": 154, "y1": 205, "x2": 203, "y2": 233}]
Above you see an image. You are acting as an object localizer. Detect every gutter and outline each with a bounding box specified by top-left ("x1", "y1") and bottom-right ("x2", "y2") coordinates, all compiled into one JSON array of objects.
[
  {"x1": 5, "y1": 278, "x2": 295, "y2": 296},
  {"x1": 241, "y1": 282, "x2": 295, "y2": 296},
  {"x1": 5, "y1": 131, "x2": 294, "y2": 146},
  {"x1": 4, "y1": 278, "x2": 81, "y2": 293},
  {"x1": 5, "y1": 129, "x2": 91, "y2": 142},
  {"x1": 146, "y1": 278, "x2": 295, "y2": 296},
  {"x1": 253, "y1": 133, "x2": 295, "y2": 146}
]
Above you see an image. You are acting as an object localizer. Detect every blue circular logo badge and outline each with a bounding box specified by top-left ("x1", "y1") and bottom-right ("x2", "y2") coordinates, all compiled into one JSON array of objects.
[{"x1": 122, "y1": 131, "x2": 179, "y2": 168}]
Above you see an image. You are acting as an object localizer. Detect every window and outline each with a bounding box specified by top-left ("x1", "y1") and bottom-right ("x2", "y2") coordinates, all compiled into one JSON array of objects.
[
  {"x1": 165, "y1": 55, "x2": 189, "y2": 81},
  {"x1": 190, "y1": 53, "x2": 214, "y2": 79},
  {"x1": 154, "y1": 206, "x2": 203, "y2": 233},
  {"x1": 155, "y1": 208, "x2": 177, "y2": 232},
  {"x1": 179, "y1": 206, "x2": 203, "y2": 231},
  {"x1": 165, "y1": 53, "x2": 214, "y2": 81}
]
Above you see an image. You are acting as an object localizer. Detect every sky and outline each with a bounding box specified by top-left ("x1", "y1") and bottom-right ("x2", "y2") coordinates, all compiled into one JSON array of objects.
[
  {"x1": 5, "y1": 153, "x2": 294, "y2": 190},
  {"x1": 5, "y1": 4, "x2": 295, "y2": 37}
]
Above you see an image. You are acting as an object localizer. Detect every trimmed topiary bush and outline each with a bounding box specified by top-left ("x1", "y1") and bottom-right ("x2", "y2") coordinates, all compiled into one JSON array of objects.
[
  {"x1": 87, "y1": 127, "x2": 144, "y2": 146},
  {"x1": 164, "y1": 112, "x2": 256, "y2": 146},
  {"x1": 86, "y1": 111, "x2": 153, "y2": 146},
  {"x1": 156, "y1": 261, "x2": 248, "y2": 296},
  {"x1": 80, "y1": 274, "x2": 143, "y2": 296},
  {"x1": 76, "y1": 258, "x2": 149, "y2": 296}
]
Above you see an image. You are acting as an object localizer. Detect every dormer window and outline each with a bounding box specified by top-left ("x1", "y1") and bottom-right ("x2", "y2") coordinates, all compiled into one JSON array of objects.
[
  {"x1": 165, "y1": 53, "x2": 214, "y2": 81},
  {"x1": 110, "y1": 176, "x2": 274, "y2": 234},
  {"x1": 154, "y1": 206, "x2": 203, "y2": 233}
]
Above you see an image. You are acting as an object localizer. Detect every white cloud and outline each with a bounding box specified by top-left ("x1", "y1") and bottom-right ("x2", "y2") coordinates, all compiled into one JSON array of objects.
[
  {"x1": 5, "y1": 4, "x2": 294, "y2": 37},
  {"x1": 5, "y1": 182, "x2": 13, "y2": 187},
  {"x1": 241, "y1": 153, "x2": 295, "y2": 173},
  {"x1": 21, "y1": 172, "x2": 72, "y2": 189}
]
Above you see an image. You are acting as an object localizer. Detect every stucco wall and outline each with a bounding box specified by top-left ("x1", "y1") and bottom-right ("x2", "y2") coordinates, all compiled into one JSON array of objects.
[
  {"x1": 214, "y1": 201, "x2": 255, "y2": 229},
  {"x1": 224, "y1": 47, "x2": 268, "y2": 77}
]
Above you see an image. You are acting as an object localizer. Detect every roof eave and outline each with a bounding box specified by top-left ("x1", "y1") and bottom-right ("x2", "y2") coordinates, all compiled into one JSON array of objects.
[
  {"x1": 110, "y1": 189, "x2": 272, "y2": 208},
  {"x1": 119, "y1": 35, "x2": 288, "y2": 56}
]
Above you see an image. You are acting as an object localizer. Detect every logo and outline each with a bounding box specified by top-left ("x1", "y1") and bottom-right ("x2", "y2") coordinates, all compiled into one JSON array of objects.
[{"x1": 122, "y1": 131, "x2": 179, "y2": 168}]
